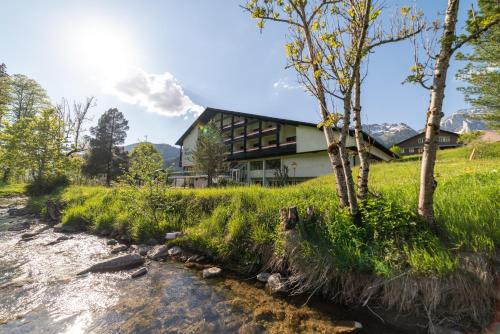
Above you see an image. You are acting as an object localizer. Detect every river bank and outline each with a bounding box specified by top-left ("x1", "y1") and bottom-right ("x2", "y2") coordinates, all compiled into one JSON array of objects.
[
  {"x1": 0, "y1": 196, "x2": 408, "y2": 333},
  {"x1": 2, "y1": 143, "x2": 499, "y2": 333}
]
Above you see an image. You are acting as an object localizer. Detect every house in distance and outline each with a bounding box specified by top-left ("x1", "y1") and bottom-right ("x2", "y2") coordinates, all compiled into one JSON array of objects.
[
  {"x1": 395, "y1": 129, "x2": 461, "y2": 156},
  {"x1": 173, "y1": 107, "x2": 396, "y2": 187}
]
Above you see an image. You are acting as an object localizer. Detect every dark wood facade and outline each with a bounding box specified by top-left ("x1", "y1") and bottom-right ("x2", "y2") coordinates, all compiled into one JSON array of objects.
[{"x1": 395, "y1": 130, "x2": 460, "y2": 155}]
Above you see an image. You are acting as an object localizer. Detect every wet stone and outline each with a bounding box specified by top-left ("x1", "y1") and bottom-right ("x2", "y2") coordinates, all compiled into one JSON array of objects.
[
  {"x1": 168, "y1": 246, "x2": 182, "y2": 257},
  {"x1": 256, "y1": 272, "x2": 270, "y2": 283},
  {"x1": 111, "y1": 245, "x2": 128, "y2": 254},
  {"x1": 8, "y1": 221, "x2": 30, "y2": 231},
  {"x1": 202, "y1": 267, "x2": 222, "y2": 279},
  {"x1": 77, "y1": 254, "x2": 145, "y2": 275},
  {"x1": 107, "y1": 239, "x2": 118, "y2": 246},
  {"x1": 147, "y1": 245, "x2": 169, "y2": 260},
  {"x1": 266, "y1": 273, "x2": 286, "y2": 294},
  {"x1": 131, "y1": 267, "x2": 148, "y2": 279}
]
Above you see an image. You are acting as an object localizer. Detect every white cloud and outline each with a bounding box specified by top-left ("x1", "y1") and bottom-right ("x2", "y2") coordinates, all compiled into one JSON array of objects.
[
  {"x1": 107, "y1": 67, "x2": 204, "y2": 117},
  {"x1": 273, "y1": 78, "x2": 301, "y2": 90}
]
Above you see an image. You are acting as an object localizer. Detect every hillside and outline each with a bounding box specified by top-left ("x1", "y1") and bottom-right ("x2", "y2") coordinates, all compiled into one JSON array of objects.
[{"x1": 124, "y1": 143, "x2": 180, "y2": 170}]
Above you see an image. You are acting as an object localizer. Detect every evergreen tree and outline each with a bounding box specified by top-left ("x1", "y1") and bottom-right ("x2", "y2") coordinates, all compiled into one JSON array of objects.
[
  {"x1": 83, "y1": 108, "x2": 129, "y2": 186},
  {"x1": 456, "y1": 0, "x2": 500, "y2": 129},
  {"x1": 191, "y1": 120, "x2": 226, "y2": 187}
]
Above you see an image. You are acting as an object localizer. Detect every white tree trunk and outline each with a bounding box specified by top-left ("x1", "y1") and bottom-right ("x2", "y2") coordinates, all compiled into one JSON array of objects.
[
  {"x1": 339, "y1": 96, "x2": 359, "y2": 216},
  {"x1": 353, "y1": 70, "x2": 370, "y2": 200},
  {"x1": 418, "y1": 0, "x2": 459, "y2": 226},
  {"x1": 300, "y1": 8, "x2": 349, "y2": 207}
]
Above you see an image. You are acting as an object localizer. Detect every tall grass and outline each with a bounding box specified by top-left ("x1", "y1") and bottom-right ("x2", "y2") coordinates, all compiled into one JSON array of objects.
[{"x1": 3, "y1": 142, "x2": 497, "y2": 330}]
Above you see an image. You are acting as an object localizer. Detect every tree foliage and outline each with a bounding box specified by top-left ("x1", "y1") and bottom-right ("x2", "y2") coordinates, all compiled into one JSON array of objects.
[
  {"x1": 127, "y1": 142, "x2": 164, "y2": 189},
  {"x1": 1, "y1": 108, "x2": 67, "y2": 184},
  {"x1": 191, "y1": 120, "x2": 226, "y2": 187},
  {"x1": 7, "y1": 74, "x2": 50, "y2": 121},
  {"x1": 83, "y1": 108, "x2": 129, "y2": 186},
  {"x1": 456, "y1": 0, "x2": 500, "y2": 129}
]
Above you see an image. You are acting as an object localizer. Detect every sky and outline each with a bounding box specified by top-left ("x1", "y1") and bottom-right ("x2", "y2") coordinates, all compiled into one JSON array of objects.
[{"x1": 0, "y1": 0, "x2": 476, "y2": 145}]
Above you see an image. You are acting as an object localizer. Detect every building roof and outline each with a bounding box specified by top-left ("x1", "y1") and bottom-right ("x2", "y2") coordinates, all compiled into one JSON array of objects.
[
  {"x1": 395, "y1": 129, "x2": 459, "y2": 146},
  {"x1": 175, "y1": 107, "x2": 397, "y2": 158}
]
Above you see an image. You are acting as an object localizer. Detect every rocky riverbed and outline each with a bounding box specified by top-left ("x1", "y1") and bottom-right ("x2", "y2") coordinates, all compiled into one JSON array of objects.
[{"x1": 0, "y1": 197, "x2": 404, "y2": 333}]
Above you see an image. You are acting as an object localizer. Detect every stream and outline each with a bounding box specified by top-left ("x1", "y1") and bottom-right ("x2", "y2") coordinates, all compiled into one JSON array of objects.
[{"x1": 0, "y1": 196, "x2": 403, "y2": 334}]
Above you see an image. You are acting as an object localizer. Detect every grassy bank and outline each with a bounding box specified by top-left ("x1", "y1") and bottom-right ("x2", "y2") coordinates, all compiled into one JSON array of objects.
[
  {"x1": 2, "y1": 142, "x2": 498, "y2": 331},
  {"x1": 0, "y1": 183, "x2": 25, "y2": 197}
]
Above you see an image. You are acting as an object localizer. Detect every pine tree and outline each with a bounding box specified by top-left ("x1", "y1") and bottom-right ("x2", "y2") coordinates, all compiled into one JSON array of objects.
[
  {"x1": 83, "y1": 108, "x2": 129, "y2": 186},
  {"x1": 191, "y1": 120, "x2": 226, "y2": 187}
]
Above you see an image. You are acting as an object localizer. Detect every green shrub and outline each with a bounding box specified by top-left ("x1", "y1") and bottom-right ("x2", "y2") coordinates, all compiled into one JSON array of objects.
[{"x1": 26, "y1": 174, "x2": 69, "y2": 196}]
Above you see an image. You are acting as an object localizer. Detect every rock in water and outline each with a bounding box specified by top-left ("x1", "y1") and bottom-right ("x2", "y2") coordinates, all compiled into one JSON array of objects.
[
  {"x1": 138, "y1": 246, "x2": 150, "y2": 256},
  {"x1": 147, "y1": 245, "x2": 169, "y2": 260},
  {"x1": 21, "y1": 226, "x2": 50, "y2": 239},
  {"x1": 266, "y1": 273, "x2": 286, "y2": 294},
  {"x1": 334, "y1": 321, "x2": 363, "y2": 333},
  {"x1": 202, "y1": 267, "x2": 222, "y2": 279},
  {"x1": 111, "y1": 245, "x2": 128, "y2": 254},
  {"x1": 130, "y1": 267, "x2": 148, "y2": 279},
  {"x1": 53, "y1": 223, "x2": 83, "y2": 233},
  {"x1": 77, "y1": 254, "x2": 144, "y2": 275},
  {"x1": 8, "y1": 221, "x2": 30, "y2": 231},
  {"x1": 168, "y1": 246, "x2": 182, "y2": 257},
  {"x1": 256, "y1": 272, "x2": 271, "y2": 283},
  {"x1": 107, "y1": 239, "x2": 118, "y2": 246}
]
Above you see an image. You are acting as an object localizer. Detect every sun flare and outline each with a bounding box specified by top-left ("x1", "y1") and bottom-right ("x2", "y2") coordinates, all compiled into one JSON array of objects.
[{"x1": 68, "y1": 20, "x2": 139, "y2": 79}]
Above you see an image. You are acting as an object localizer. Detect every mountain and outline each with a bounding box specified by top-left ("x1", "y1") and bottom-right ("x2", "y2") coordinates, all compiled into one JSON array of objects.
[
  {"x1": 363, "y1": 123, "x2": 417, "y2": 147},
  {"x1": 124, "y1": 143, "x2": 180, "y2": 170},
  {"x1": 440, "y1": 108, "x2": 487, "y2": 134}
]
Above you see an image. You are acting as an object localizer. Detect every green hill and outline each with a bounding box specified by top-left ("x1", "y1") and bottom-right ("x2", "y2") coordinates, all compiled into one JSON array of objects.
[{"x1": 124, "y1": 143, "x2": 180, "y2": 170}]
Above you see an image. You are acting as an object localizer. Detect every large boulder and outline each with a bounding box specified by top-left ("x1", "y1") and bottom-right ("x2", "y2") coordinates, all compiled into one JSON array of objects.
[
  {"x1": 147, "y1": 245, "x2": 169, "y2": 260},
  {"x1": 77, "y1": 254, "x2": 144, "y2": 275},
  {"x1": 202, "y1": 267, "x2": 222, "y2": 279}
]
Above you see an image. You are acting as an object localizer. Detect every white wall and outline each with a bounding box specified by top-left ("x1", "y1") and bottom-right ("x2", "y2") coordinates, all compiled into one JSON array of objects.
[
  {"x1": 296, "y1": 126, "x2": 328, "y2": 152},
  {"x1": 181, "y1": 126, "x2": 199, "y2": 167},
  {"x1": 282, "y1": 152, "x2": 332, "y2": 178}
]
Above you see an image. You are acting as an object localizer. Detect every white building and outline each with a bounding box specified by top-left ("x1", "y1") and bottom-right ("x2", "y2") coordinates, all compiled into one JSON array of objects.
[{"x1": 173, "y1": 107, "x2": 395, "y2": 187}]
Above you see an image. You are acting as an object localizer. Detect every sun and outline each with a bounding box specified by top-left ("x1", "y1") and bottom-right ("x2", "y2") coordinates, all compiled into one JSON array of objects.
[{"x1": 68, "y1": 20, "x2": 139, "y2": 79}]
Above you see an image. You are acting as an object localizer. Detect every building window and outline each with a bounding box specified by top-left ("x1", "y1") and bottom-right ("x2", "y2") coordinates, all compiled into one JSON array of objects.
[
  {"x1": 408, "y1": 148, "x2": 414, "y2": 153},
  {"x1": 438, "y1": 136, "x2": 450, "y2": 143},
  {"x1": 265, "y1": 159, "x2": 281, "y2": 170},
  {"x1": 418, "y1": 137, "x2": 424, "y2": 144},
  {"x1": 250, "y1": 161, "x2": 263, "y2": 171}
]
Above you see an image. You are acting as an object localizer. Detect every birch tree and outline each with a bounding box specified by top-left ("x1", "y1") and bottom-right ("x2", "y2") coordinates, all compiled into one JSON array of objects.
[
  {"x1": 244, "y1": 0, "x2": 424, "y2": 216},
  {"x1": 243, "y1": 0, "x2": 351, "y2": 208},
  {"x1": 351, "y1": 5, "x2": 425, "y2": 199},
  {"x1": 405, "y1": 0, "x2": 499, "y2": 226}
]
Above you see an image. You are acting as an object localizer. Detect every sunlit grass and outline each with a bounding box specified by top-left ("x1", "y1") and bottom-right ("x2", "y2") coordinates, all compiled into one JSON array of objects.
[
  {"x1": 0, "y1": 183, "x2": 26, "y2": 197},
  {"x1": 3, "y1": 142, "x2": 498, "y2": 278}
]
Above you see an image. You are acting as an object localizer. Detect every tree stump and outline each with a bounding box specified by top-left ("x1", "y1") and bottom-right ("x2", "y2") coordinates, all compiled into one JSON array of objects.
[
  {"x1": 283, "y1": 206, "x2": 299, "y2": 231},
  {"x1": 46, "y1": 200, "x2": 61, "y2": 222}
]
